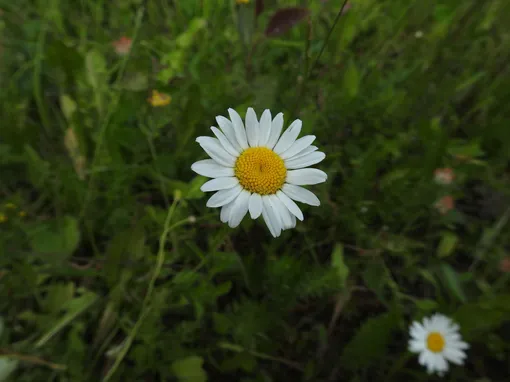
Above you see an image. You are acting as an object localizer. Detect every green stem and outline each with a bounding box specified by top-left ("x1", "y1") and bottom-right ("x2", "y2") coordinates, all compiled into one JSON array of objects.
[{"x1": 101, "y1": 197, "x2": 179, "y2": 382}]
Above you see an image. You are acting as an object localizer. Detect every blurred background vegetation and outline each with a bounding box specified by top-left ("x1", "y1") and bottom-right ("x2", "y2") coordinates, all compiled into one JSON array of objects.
[{"x1": 1, "y1": 0, "x2": 510, "y2": 381}]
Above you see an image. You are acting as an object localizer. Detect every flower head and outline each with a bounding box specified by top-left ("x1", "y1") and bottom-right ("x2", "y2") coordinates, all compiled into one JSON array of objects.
[
  {"x1": 409, "y1": 313, "x2": 469, "y2": 376},
  {"x1": 434, "y1": 168, "x2": 455, "y2": 185},
  {"x1": 0, "y1": 213, "x2": 6, "y2": 223},
  {"x1": 191, "y1": 108, "x2": 327, "y2": 237},
  {"x1": 112, "y1": 36, "x2": 132, "y2": 56},
  {"x1": 499, "y1": 256, "x2": 510, "y2": 273},
  {"x1": 435, "y1": 195, "x2": 454, "y2": 214},
  {"x1": 236, "y1": 0, "x2": 250, "y2": 4},
  {"x1": 415, "y1": 30, "x2": 424, "y2": 39},
  {"x1": 148, "y1": 90, "x2": 171, "y2": 107}
]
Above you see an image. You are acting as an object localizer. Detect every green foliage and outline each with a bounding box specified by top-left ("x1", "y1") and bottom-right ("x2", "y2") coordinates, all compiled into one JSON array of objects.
[{"x1": 1, "y1": 0, "x2": 510, "y2": 381}]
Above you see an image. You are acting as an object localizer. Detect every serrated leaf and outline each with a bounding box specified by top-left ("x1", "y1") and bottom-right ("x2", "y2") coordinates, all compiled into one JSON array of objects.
[
  {"x1": 265, "y1": 7, "x2": 309, "y2": 37},
  {"x1": 171, "y1": 356, "x2": 207, "y2": 382},
  {"x1": 331, "y1": 243, "x2": 349, "y2": 288},
  {"x1": 341, "y1": 312, "x2": 397, "y2": 370},
  {"x1": 437, "y1": 231, "x2": 458, "y2": 258},
  {"x1": 453, "y1": 294, "x2": 510, "y2": 341}
]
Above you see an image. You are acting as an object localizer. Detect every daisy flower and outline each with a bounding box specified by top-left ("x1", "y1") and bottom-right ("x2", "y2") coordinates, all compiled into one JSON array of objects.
[
  {"x1": 112, "y1": 36, "x2": 132, "y2": 56},
  {"x1": 409, "y1": 313, "x2": 469, "y2": 376},
  {"x1": 434, "y1": 195, "x2": 454, "y2": 215},
  {"x1": 191, "y1": 108, "x2": 327, "y2": 237},
  {"x1": 434, "y1": 168, "x2": 455, "y2": 185}
]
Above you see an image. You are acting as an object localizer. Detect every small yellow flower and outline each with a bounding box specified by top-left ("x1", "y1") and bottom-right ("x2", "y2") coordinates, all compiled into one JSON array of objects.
[
  {"x1": 148, "y1": 90, "x2": 171, "y2": 107},
  {"x1": 19, "y1": 211, "x2": 27, "y2": 217},
  {"x1": 236, "y1": 0, "x2": 250, "y2": 4},
  {"x1": 4, "y1": 203, "x2": 16, "y2": 209},
  {"x1": 0, "y1": 213, "x2": 7, "y2": 223}
]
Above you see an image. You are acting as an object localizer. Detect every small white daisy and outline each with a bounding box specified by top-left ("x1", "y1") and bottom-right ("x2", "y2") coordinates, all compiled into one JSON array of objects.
[
  {"x1": 191, "y1": 108, "x2": 327, "y2": 237},
  {"x1": 408, "y1": 313, "x2": 469, "y2": 376}
]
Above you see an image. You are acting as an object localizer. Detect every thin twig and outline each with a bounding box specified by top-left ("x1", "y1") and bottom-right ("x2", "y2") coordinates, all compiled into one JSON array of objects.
[{"x1": 0, "y1": 350, "x2": 67, "y2": 371}]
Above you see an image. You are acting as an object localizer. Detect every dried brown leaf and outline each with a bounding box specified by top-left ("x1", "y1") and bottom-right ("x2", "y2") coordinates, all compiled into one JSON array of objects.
[{"x1": 265, "y1": 7, "x2": 309, "y2": 37}]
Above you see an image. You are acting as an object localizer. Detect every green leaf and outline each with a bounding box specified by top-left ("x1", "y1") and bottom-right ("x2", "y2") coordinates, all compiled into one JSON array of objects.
[
  {"x1": 340, "y1": 311, "x2": 397, "y2": 370},
  {"x1": 35, "y1": 291, "x2": 98, "y2": 348},
  {"x1": 453, "y1": 294, "x2": 510, "y2": 341},
  {"x1": 27, "y1": 216, "x2": 80, "y2": 262},
  {"x1": 85, "y1": 50, "x2": 107, "y2": 90},
  {"x1": 121, "y1": 72, "x2": 148, "y2": 92},
  {"x1": 439, "y1": 263, "x2": 467, "y2": 303},
  {"x1": 186, "y1": 176, "x2": 207, "y2": 200},
  {"x1": 437, "y1": 231, "x2": 458, "y2": 258},
  {"x1": 343, "y1": 59, "x2": 360, "y2": 98},
  {"x1": 24, "y1": 145, "x2": 50, "y2": 187},
  {"x1": 331, "y1": 243, "x2": 349, "y2": 288},
  {"x1": 0, "y1": 357, "x2": 18, "y2": 381},
  {"x1": 171, "y1": 356, "x2": 207, "y2": 382},
  {"x1": 414, "y1": 299, "x2": 439, "y2": 312},
  {"x1": 60, "y1": 94, "x2": 77, "y2": 121}
]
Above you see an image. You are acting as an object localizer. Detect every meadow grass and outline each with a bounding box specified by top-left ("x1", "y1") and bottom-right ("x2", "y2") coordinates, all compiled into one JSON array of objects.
[{"x1": 1, "y1": 0, "x2": 510, "y2": 381}]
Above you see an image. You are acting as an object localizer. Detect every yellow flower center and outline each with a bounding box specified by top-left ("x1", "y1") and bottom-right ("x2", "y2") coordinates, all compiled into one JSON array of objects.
[
  {"x1": 234, "y1": 147, "x2": 287, "y2": 195},
  {"x1": 426, "y1": 332, "x2": 445, "y2": 353}
]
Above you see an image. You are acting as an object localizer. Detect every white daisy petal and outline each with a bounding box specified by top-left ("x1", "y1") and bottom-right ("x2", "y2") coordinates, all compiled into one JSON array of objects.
[
  {"x1": 220, "y1": 201, "x2": 235, "y2": 223},
  {"x1": 410, "y1": 322, "x2": 427, "y2": 340},
  {"x1": 281, "y1": 184, "x2": 320, "y2": 206},
  {"x1": 228, "y1": 108, "x2": 249, "y2": 149},
  {"x1": 276, "y1": 190, "x2": 304, "y2": 221},
  {"x1": 273, "y1": 119, "x2": 302, "y2": 154},
  {"x1": 245, "y1": 107, "x2": 259, "y2": 147},
  {"x1": 285, "y1": 151, "x2": 326, "y2": 169},
  {"x1": 434, "y1": 354, "x2": 449, "y2": 373},
  {"x1": 263, "y1": 196, "x2": 282, "y2": 237},
  {"x1": 196, "y1": 137, "x2": 236, "y2": 167},
  {"x1": 206, "y1": 184, "x2": 242, "y2": 208},
  {"x1": 258, "y1": 109, "x2": 272, "y2": 147},
  {"x1": 248, "y1": 193, "x2": 263, "y2": 219},
  {"x1": 191, "y1": 159, "x2": 234, "y2": 178},
  {"x1": 216, "y1": 115, "x2": 242, "y2": 152},
  {"x1": 289, "y1": 213, "x2": 297, "y2": 228},
  {"x1": 418, "y1": 350, "x2": 429, "y2": 366},
  {"x1": 269, "y1": 194, "x2": 292, "y2": 229},
  {"x1": 408, "y1": 339, "x2": 425, "y2": 353},
  {"x1": 210, "y1": 126, "x2": 240, "y2": 157},
  {"x1": 443, "y1": 348, "x2": 465, "y2": 365},
  {"x1": 266, "y1": 112, "x2": 284, "y2": 149},
  {"x1": 286, "y1": 168, "x2": 327, "y2": 185},
  {"x1": 228, "y1": 190, "x2": 251, "y2": 228},
  {"x1": 200, "y1": 177, "x2": 239, "y2": 192},
  {"x1": 280, "y1": 135, "x2": 316, "y2": 160},
  {"x1": 262, "y1": 205, "x2": 278, "y2": 237},
  {"x1": 288, "y1": 145, "x2": 318, "y2": 161}
]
